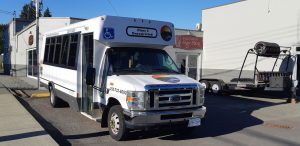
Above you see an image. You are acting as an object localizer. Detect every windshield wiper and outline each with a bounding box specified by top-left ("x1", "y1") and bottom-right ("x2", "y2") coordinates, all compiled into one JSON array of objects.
[
  {"x1": 152, "y1": 68, "x2": 179, "y2": 74},
  {"x1": 114, "y1": 68, "x2": 150, "y2": 74}
]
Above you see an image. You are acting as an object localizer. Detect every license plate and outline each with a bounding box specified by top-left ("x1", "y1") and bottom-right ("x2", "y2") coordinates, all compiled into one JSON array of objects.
[{"x1": 188, "y1": 117, "x2": 201, "y2": 127}]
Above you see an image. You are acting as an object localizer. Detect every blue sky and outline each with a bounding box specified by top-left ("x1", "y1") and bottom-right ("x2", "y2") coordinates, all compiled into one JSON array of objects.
[{"x1": 0, "y1": 0, "x2": 240, "y2": 29}]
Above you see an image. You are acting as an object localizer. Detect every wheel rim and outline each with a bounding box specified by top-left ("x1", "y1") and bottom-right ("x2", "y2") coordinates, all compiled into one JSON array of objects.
[
  {"x1": 200, "y1": 82, "x2": 207, "y2": 89},
  {"x1": 50, "y1": 89, "x2": 54, "y2": 104},
  {"x1": 110, "y1": 113, "x2": 120, "y2": 135},
  {"x1": 211, "y1": 84, "x2": 220, "y2": 94}
]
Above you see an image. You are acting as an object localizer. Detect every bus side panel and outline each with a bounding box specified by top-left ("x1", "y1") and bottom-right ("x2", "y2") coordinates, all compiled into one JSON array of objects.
[{"x1": 42, "y1": 65, "x2": 78, "y2": 108}]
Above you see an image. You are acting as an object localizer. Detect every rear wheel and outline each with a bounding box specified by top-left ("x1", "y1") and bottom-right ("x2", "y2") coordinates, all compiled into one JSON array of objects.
[
  {"x1": 108, "y1": 105, "x2": 128, "y2": 141},
  {"x1": 49, "y1": 85, "x2": 62, "y2": 107},
  {"x1": 211, "y1": 82, "x2": 222, "y2": 94}
]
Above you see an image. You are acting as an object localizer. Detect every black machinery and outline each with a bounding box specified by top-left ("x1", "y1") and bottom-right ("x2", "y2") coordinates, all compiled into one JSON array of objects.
[{"x1": 229, "y1": 41, "x2": 292, "y2": 91}]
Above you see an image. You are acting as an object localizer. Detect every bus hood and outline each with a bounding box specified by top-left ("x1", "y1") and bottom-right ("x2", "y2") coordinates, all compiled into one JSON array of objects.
[{"x1": 110, "y1": 74, "x2": 200, "y2": 91}]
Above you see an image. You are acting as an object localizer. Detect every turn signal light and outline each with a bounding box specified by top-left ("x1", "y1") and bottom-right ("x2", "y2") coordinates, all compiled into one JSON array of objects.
[{"x1": 127, "y1": 96, "x2": 137, "y2": 102}]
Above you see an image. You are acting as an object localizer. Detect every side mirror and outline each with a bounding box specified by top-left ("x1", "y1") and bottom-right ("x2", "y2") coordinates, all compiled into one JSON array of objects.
[
  {"x1": 180, "y1": 68, "x2": 185, "y2": 74},
  {"x1": 86, "y1": 67, "x2": 96, "y2": 85},
  {"x1": 180, "y1": 66, "x2": 186, "y2": 74}
]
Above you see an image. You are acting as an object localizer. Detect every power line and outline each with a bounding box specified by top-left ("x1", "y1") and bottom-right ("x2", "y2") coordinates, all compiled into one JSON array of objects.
[
  {"x1": 0, "y1": 9, "x2": 14, "y2": 15},
  {"x1": 106, "y1": 0, "x2": 119, "y2": 16}
]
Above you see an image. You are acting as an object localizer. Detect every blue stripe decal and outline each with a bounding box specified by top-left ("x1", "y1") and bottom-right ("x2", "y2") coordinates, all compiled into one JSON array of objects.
[{"x1": 144, "y1": 84, "x2": 198, "y2": 91}]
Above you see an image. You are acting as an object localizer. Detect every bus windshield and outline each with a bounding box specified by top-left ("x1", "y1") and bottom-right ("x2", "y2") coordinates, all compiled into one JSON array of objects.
[{"x1": 108, "y1": 48, "x2": 180, "y2": 75}]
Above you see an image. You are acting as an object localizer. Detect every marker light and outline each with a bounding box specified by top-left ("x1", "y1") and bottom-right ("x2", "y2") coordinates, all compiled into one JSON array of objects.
[{"x1": 160, "y1": 25, "x2": 172, "y2": 41}]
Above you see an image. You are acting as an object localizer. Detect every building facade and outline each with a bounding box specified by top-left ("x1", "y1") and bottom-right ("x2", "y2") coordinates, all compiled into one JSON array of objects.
[
  {"x1": 3, "y1": 19, "x2": 33, "y2": 75},
  {"x1": 202, "y1": 0, "x2": 300, "y2": 83},
  {"x1": 165, "y1": 29, "x2": 203, "y2": 81},
  {"x1": 9, "y1": 17, "x2": 83, "y2": 77}
]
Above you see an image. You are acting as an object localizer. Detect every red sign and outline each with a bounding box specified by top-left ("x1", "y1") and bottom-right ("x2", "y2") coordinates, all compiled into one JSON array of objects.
[
  {"x1": 28, "y1": 35, "x2": 34, "y2": 46},
  {"x1": 174, "y1": 35, "x2": 203, "y2": 50}
]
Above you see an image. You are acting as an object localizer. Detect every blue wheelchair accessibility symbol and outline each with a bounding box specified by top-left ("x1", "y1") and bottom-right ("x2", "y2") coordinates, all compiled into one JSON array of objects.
[{"x1": 103, "y1": 28, "x2": 114, "y2": 40}]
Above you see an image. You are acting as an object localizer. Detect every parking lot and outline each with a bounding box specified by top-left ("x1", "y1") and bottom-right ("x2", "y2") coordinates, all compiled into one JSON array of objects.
[{"x1": 12, "y1": 90, "x2": 300, "y2": 146}]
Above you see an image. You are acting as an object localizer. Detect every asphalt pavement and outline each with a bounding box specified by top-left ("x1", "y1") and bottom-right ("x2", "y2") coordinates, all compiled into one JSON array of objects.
[{"x1": 15, "y1": 90, "x2": 300, "y2": 146}]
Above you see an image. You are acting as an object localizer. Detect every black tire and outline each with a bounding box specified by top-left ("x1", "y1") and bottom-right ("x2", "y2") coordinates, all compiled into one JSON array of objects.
[
  {"x1": 200, "y1": 80, "x2": 210, "y2": 91},
  {"x1": 108, "y1": 105, "x2": 128, "y2": 141},
  {"x1": 211, "y1": 81, "x2": 222, "y2": 95},
  {"x1": 49, "y1": 85, "x2": 62, "y2": 107}
]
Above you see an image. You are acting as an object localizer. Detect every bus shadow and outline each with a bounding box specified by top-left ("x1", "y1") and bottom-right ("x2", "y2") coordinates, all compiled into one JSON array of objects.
[
  {"x1": 126, "y1": 94, "x2": 284, "y2": 141},
  {"x1": 64, "y1": 131, "x2": 109, "y2": 140}
]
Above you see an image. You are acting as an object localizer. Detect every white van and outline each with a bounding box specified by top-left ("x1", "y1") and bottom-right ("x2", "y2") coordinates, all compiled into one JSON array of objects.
[{"x1": 40, "y1": 16, "x2": 206, "y2": 140}]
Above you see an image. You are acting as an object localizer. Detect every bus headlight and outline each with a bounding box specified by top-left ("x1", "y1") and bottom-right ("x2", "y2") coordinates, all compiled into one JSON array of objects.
[
  {"x1": 197, "y1": 86, "x2": 205, "y2": 105},
  {"x1": 126, "y1": 91, "x2": 146, "y2": 110}
]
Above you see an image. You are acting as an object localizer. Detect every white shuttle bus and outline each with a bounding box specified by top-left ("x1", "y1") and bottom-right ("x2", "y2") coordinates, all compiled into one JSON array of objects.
[{"x1": 40, "y1": 16, "x2": 206, "y2": 140}]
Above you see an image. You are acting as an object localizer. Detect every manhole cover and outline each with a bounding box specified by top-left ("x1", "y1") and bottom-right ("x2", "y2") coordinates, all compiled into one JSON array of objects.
[{"x1": 263, "y1": 122, "x2": 292, "y2": 129}]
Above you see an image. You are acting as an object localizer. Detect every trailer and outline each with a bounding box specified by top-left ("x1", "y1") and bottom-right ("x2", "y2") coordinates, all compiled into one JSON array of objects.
[
  {"x1": 200, "y1": 41, "x2": 293, "y2": 93},
  {"x1": 201, "y1": 0, "x2": 300, "y2": 94},
  {"x1": 40, "y1": 15, "x2": 206, "y2": 140}
]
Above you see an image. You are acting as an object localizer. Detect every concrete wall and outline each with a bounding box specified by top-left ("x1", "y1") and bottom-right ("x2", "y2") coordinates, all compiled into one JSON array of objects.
[
  {"x1": 4, "y1": 19, "x2": 32, "y2": 75},
  {"x1": 11, "y1": 17, "x2": 84, "y2": 77},
  {"x1": 202, "y1": 0, "x2": 300, "y2": 83}
]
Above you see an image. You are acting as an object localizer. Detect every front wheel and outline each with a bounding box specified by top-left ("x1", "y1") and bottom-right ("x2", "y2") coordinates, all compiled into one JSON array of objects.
[{"x1": 108, "y1": 105, "x2": 128, "y2": 141}]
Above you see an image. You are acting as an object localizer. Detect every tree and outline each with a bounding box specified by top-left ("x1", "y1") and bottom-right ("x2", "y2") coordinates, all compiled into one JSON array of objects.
[
  {"x1": 43, "y1": 7, "x2": 52, "y2": 17},
  {"x1": 19, "y1": 3, "x2": 42, "y2": 20},
  {"x1": 19, "y1": 4, "x2": 35, "y2": 20},
  {"x1": 0, "y1": 24, "x2": 8, "y2": 54}
]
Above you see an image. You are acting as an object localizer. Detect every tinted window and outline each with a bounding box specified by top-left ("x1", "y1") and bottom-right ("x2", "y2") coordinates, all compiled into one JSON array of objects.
[
  {"x1": 53, "y1": 36, "x2": 62, "y2": 64},
  {"x1": 84, "y1": 34, "x2": 93, "y2": 66},
  {"x1": 108, "y1": 48, "x2": 179, "y2": 75},
  {"x1": 67, "y1": 34, "x2": 78, "y2": 67},
  {"x1": 43, "y1": 38, "x2": 50, "y2": 63},
  {"x1": 60, "y1": 35, "x2": 69, "y2": 66},
  {"x1": 43, "y1": 33, "x2": 79, "y2": 69},
  {"x1": 48, "y1": 37, "x2": 56, "y2": 63}
]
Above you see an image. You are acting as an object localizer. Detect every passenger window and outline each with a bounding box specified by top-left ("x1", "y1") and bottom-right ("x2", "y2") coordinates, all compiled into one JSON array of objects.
[
  {"x1": 67, "y1": 34, "x2": 78, "y2": 67},
  {"x1": 43, "y1": 38, "x2": 50, "y2": 63},
  {"x1": 48, "y1": 37, "x2": 56, "y2": 64},
  {"x1": 60, "y1": 35, "x2": 69, "y2": 65},
  {"x1": 53, "y1": 36, "x2": 62, "y2": 64},
  {"x1": 43, "y1": 33, "x2": 79, "y2": 69}
]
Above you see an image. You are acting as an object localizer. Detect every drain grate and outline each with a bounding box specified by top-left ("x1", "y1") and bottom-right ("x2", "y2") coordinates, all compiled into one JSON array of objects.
[{"x1": 263, "y1": 122, "x2": 292, "y2": 129}]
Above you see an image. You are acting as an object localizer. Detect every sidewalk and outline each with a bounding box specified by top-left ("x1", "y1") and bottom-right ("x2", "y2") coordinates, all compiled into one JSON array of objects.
[
  {"x1": 0, "y1": 75, "x2": 37, "y2": 90},
  {"x1": 0, "y1": 82, "x2": 57, "y2": 145}
]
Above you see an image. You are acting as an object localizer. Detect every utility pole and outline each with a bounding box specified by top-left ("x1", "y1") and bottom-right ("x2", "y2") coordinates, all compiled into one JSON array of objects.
[
  {"x1": 13, "y1": 10, "x2": 16, "y2": 76},
  {"x1": 35, "y1": 0, "x2": 40, "y2": 89}
]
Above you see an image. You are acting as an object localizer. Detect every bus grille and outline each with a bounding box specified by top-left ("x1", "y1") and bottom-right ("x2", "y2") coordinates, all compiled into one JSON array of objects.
[{"x1": 148, "y1": 89, "x2": 197, "y2": 110}]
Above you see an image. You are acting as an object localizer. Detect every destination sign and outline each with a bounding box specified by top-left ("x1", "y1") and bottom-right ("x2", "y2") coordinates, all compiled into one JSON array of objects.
[{"x1": 126, "y1": 26, "x2": 157, "y2": 38}]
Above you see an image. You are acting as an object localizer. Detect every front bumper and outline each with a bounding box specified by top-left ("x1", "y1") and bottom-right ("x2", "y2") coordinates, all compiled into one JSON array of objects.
[{"x1": 123, "y1": 106, "x2": 206, "y2": 129}]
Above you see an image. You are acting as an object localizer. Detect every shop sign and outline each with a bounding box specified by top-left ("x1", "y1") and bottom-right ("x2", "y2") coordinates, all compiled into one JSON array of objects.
[
  {"x1": 174, "y1": 35, "x2": 203, "y2": 50},
  {"x1": 28, "y1": 35, "x2": 34, "y2": 46}
]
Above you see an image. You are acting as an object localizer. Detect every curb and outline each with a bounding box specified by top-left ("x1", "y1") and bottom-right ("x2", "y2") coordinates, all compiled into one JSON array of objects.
[{"x1": 30, "y1": 92, "x2": 50, "y2": 98}]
